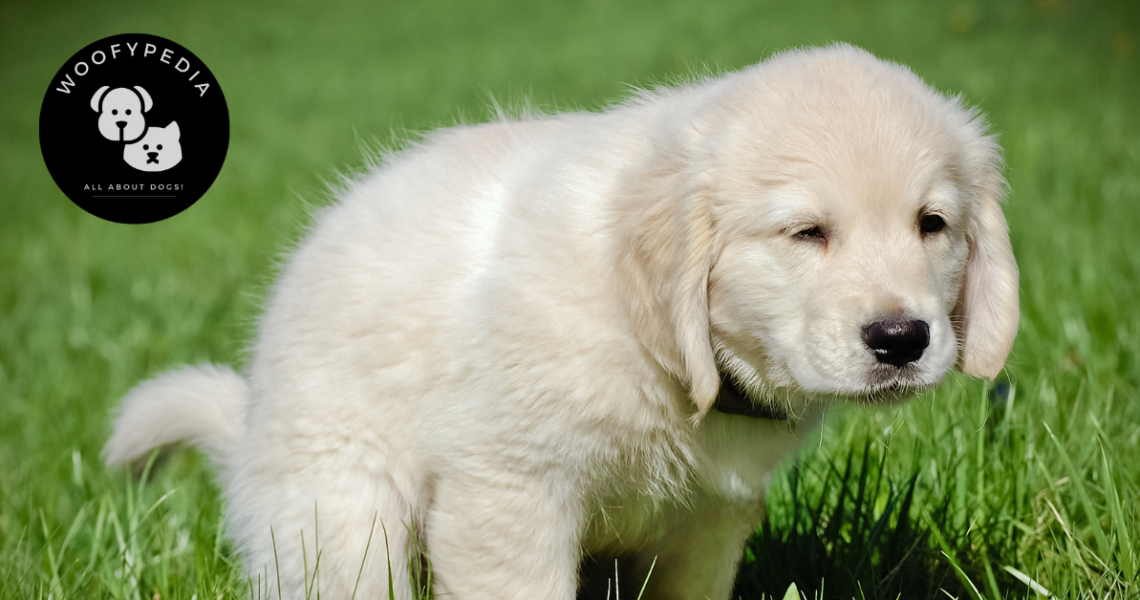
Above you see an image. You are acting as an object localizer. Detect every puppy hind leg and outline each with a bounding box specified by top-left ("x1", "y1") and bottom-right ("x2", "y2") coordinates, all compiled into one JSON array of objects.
[{"x1": 232, "y1": 464, "x2": 421, "y2": 600}]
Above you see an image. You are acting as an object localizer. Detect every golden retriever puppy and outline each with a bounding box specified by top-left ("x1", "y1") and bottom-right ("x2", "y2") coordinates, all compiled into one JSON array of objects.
[{"x1": 105, "y1": 44, "x2": 1018, "y2": 600}]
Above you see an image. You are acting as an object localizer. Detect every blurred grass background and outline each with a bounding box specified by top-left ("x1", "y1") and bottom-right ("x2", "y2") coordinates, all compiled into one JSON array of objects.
[{"x1": 1, "y1": 0, "x2": 1138, "y2": 598}]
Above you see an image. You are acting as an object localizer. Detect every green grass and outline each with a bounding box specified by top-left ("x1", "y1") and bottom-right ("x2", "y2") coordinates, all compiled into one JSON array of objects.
[{"x1": 1, "y1": 0, "x2": 1138, "y2": 598}]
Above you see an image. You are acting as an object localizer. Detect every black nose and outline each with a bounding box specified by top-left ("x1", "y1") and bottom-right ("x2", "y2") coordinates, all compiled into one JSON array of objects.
[
  {"x1": 116, "y1": 121, "x2": 126, "y2": 128},
  {"x1": 862, "y1": 319, "x2": 929, "y2": 367}
]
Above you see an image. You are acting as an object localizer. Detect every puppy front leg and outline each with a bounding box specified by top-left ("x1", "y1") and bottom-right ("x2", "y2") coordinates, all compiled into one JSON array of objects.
[
  {"x1": 633, "y1": 494, "x2": 764, "y2": 600},
  {"x1": 427, "y1": 470, "x2": 582, "y2": 600}
]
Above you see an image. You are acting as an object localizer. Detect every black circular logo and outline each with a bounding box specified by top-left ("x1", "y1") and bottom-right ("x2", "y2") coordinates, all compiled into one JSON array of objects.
[{"x1": 40, "y1": 34, "x2": 229, "y2": 224}]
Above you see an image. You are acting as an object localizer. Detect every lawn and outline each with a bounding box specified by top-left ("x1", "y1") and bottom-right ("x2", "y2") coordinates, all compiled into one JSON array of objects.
[{"x1": 1, "y1": 0, "x2": 1138, "y2": 598}]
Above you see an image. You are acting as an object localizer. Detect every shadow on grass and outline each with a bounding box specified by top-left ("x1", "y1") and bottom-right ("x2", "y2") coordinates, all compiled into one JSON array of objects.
[{"x1": 733, "y1": 441, "x2": 1008, "y2": 600}]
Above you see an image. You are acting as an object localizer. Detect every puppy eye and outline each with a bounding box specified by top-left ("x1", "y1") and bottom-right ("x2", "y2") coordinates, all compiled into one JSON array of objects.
[
  {"x1": 920, "y1": 214, "x2": 946, "y2": 235},
  {"x1": 796, "y1": 226, "x2": 826, "y2": 241},
  {"x1": 157, "y1": 145, "x2": 163, "y2": 150},
  {"x1": 143, "y1": 144, "x2": 149, "y2": 150},
  {"x1": 112, "y1": 109, "x2": 118, "y2": 115},
  {"x1": 126, "y1": 109, "x2": 132, "y2": 115}
]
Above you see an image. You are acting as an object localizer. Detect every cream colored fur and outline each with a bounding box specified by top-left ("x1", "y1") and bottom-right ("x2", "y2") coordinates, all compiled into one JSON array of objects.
[{"x1": 104, "y1": 44, "x2": 1018, "y2": 600}]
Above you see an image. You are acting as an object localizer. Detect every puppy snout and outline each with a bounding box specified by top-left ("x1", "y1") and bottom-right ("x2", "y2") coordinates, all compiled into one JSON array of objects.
[
  {"x1": 862, "y1": 319, "x2": 929, "y2": 367},
  {"x1": 116, "y1": 121, "x2": 127, "y2": 129},
  {"x1": 146, "y1": 152, "x2": 159, "y2": 164}
]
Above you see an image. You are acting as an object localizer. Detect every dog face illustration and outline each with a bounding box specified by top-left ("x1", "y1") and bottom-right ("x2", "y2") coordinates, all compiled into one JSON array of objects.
[
  {"x1": 91, "y1": 86, "x2": 152, "y2": 142},
  {"x1": 123, "y1": 122, "x2": 182, "y2": 172}
]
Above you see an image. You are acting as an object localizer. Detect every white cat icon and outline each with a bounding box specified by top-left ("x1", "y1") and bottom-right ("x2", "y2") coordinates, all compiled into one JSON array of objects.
[{"x1": 123, "y1": 122, "x2": 182, "y2": 172}]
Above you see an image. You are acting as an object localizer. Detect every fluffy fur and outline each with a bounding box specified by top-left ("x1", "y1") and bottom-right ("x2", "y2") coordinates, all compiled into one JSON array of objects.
[{"x1": 105, "y1": 45, "x2": 1018, "y2": 600}]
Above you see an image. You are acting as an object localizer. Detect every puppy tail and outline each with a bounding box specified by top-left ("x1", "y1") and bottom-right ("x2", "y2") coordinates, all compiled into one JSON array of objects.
[{"x1": 103, "y1": 364, "x2": 248, "y2": 472}]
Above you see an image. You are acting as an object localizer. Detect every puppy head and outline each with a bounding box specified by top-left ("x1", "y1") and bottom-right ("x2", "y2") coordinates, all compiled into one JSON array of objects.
[
  {"x1": 705, "y1": 45, "x2": 1018, "y2": 410},
  {"x1": 618, "y1": 45, "x2": 1018, "y2": 417},
  {"x1": 91, "y1": 86, "x2": 153, "y2": 142}
]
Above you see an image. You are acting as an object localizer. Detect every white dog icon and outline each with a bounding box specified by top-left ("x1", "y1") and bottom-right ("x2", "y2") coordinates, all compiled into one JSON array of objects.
[{"x1": 90, "y1": 86, "x2": 152, "y2": 143}]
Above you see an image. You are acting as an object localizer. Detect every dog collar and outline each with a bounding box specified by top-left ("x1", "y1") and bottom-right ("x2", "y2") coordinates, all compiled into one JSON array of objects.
[{"x1": 713, "y1": 374, "x2": 788, "y2": 421}]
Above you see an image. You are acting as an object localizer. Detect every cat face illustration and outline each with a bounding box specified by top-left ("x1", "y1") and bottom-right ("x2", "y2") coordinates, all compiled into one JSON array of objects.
[{"x1": 123, "y1": 122, "x2": 182, "y2": 172}]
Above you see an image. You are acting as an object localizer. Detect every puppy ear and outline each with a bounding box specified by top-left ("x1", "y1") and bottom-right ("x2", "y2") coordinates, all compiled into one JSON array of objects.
[
  {"x1": 91, "y1": 86, "x2": 110, "y2": 112},
  {"x1": 669, "y1": 200, "x2": 721, "y2": 417},
  {"x1": 134, "y1": 86, "x2": 154, "y2": 112},
  {"x1": 167, "y1": 121, "x2": 180, "y2": 140},
  {"x1": 956, "y1": 141, "x2": 1019, "y2": 379},
  {"x1": 615, "y1": 167, "x2": 720, "y2": 419}
]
